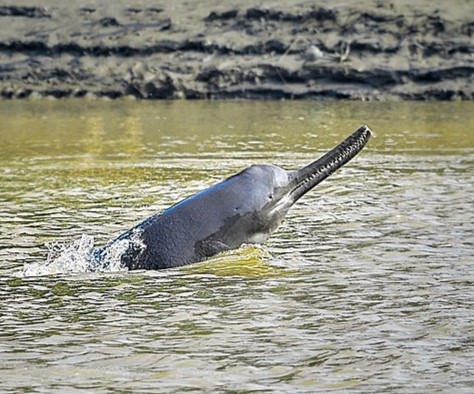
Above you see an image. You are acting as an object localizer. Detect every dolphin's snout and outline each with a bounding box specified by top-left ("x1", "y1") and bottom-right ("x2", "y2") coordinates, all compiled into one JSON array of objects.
[{"x1": 291, "y1": 125, "x2": 372, "y2": 202}]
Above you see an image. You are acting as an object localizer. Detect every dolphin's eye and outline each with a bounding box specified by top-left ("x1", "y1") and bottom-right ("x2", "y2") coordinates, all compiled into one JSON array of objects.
[{"x1": 268, "y1": 194, "x2": 273, "y2": 200}]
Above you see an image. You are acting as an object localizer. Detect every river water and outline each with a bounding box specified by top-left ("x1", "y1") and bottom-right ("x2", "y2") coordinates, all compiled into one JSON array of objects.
[{"x1": 0, "y1": 100, "x2": 473, "y2": 392}]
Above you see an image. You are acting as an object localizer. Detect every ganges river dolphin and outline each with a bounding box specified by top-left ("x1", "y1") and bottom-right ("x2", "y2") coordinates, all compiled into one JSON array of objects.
[{"x1": 94, "y1": 125, "x2": 372, "y2": 270}]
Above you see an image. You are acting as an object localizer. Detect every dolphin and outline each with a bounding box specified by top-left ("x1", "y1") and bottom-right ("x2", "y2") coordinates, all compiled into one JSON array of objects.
[{"x1": 95, "y1": 125, "x2": 372, "y2": 270}]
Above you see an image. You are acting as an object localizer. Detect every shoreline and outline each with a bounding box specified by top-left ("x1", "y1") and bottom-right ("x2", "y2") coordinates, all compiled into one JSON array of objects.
[{"x1": 1, "y1": 0, "x2": 473, "y2": 100}]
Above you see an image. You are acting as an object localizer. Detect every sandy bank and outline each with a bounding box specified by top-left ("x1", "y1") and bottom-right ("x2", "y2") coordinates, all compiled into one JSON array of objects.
[{"x1": 0, "y1": 0, "x2": 473, "y2": 100}]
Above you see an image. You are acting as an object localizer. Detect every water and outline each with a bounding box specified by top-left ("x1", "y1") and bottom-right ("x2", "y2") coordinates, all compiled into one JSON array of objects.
[{"x1": 0, "y1": 100, "x2": 473, "y2": 392}]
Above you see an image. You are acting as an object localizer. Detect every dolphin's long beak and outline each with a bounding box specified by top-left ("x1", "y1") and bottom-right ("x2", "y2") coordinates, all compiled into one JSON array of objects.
[{"x1": 289, "y1": 125, "x2": 372, "y2": 202}]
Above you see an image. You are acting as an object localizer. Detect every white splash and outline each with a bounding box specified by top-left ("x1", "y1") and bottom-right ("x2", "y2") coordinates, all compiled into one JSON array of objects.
[
  {"x1": 22, "y1": 233, "x2": 135, "y2": 277},
  {"x1": 96, "y1": 228, "x2": 146, "y2": 272}
]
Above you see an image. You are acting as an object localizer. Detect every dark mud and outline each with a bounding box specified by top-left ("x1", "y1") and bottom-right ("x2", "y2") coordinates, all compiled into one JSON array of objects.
[{"x1": 0, "y1": 0, "x2": 473, "y2": 100}]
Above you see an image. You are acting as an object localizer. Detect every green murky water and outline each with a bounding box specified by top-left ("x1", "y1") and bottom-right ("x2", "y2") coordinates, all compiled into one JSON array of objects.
[{"x1": 0, "y1": 100, "x2": 473, "y2": 392}]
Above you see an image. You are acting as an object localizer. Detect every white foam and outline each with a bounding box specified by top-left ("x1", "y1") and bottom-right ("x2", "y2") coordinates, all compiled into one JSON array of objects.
[
  {"x1": 96, "y1": 229, "x2": 146, "y2": 272},
  {"x1": 22, "y1": 233, "x2": 134, "y2": 277}
]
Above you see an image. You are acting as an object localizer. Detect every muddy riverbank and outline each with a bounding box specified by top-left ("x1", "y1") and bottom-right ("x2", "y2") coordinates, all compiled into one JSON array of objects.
[{"x1": 0, "y1": 0, "x2": 473, "y2": 100}]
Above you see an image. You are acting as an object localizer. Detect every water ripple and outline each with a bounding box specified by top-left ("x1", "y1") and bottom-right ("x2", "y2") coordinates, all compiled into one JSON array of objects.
[{"x1": 1, "y1": 101, "x2": 473, "y2": 392}]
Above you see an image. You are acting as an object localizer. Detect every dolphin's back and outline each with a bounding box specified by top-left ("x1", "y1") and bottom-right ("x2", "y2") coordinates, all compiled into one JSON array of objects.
[{"x1": 104, "y1": 170, "x2": 269, "y2": 270}]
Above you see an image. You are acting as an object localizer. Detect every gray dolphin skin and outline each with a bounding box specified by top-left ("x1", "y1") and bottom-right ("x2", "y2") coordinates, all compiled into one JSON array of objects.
[{"x1": 95, "y1": 125, "x2": 372, "y2": 270}]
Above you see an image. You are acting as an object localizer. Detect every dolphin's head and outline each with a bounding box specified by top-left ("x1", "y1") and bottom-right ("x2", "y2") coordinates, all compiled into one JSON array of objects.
[{"x1": 235, "y1": 125, "x2": 372, "y2": 243}]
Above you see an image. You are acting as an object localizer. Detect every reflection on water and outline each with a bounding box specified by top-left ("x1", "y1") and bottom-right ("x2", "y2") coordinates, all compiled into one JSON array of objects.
[{"x1": 0, "y1": 100, "x2": 473, "y2": 392}]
